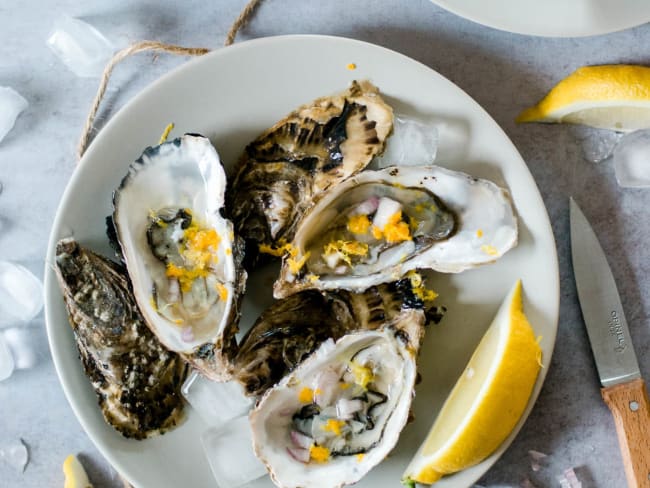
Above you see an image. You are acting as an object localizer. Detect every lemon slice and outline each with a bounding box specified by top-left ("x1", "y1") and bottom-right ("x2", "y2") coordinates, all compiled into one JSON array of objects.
[
  {"x1": 403, "y1": 280, "x2": 542, "y2": 485},
  {"x1": 63, "y1": 454, "x2": 93, "y2": 488},
  {"x1": 516, "y1": 65, "x2": 650, "y2": 132}
]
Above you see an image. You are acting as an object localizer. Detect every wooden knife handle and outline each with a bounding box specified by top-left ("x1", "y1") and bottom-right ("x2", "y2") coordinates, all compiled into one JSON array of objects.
[{"x1": 601, "y1": 378, "x2": 650, "y2": 488}]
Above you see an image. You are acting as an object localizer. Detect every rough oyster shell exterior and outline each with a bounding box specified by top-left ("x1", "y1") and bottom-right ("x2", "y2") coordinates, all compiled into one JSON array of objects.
[
  {"x1": 55, "y1": 238, "x2": 186, "y2": 439},
  {"x1": 227, "y1": 80, "x2": 394, "y2": 268}
]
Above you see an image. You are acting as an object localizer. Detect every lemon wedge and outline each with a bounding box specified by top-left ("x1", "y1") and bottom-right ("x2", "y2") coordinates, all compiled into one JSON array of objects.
[
  {"x1": 403, "y1": 280, "x2": 541, "y2": 485},
  {"x1": 63, "y1": 454, "x2": 93, "y2": 488},
  {"x1": 517, "y1": 65, "x2": 650, "y2": 131}
]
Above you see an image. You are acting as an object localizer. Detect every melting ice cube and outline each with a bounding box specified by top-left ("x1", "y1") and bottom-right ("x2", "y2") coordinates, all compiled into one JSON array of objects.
[
  {"x1": 372, "y1": 114, "x2": 439, "y2": 168},
  {"x1": 0, "y1": 262, "x2": 44, "y2": 328},
  {"x1": 573, "y1": 126, "x2": 621, "y2": 164},
  {"x1": 0, "y1": 332, "x2": 15, "y2": 381},
  {"x1": 0, "y1": 439, "x2": 28, "y2": 472},
  {"x1": 201, "y1": 415, "x2": 267, "y2": 488},
  {"x1": 613, "y1": 129, "x2": 650, "y2": 188},
  {"x1": 46, "y1": 16, "x2": 114, "y2": 77},
  {"x1": 0, "y1": 87, "x2": 28, "y2": 144},
  {"x1": 181, "y1": 370, "x2": 253, "y2": 426},
  {"x1": 3, "y1": 328, "x2": 37, "y2": 369}
]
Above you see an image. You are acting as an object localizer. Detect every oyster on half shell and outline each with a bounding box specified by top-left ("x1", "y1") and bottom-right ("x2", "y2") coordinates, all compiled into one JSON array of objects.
[
  {"x1": 249, "y1": 304, "x2": 424, "y2": 488},
  {"x1": 227, "y1": 80, "x2": 394, "y2": 267},
  {"x1": 112, "y1": 134, "x2": 246, "y2": 380},
  {"x1": 234, "y1": 278, "x2": 425, "y2": 397},
  {"x1": 274, "y1": 165, "x2": 518, "y2": 298}
]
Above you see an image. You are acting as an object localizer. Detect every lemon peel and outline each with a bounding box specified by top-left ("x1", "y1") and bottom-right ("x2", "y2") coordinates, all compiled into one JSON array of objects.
[
  {"x1": 63, "y1": 454, "x2": 93, "y2": 488},
  {"x1": 403, "y1": 280, "x2": 541, "y2": 484},
  {"x1": 517, "y1": 65, "x2": 650, "y2": 131}
]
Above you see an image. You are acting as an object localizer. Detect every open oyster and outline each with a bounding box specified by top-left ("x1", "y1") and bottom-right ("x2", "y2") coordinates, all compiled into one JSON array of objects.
[
  {"x1": 55, "y1": 238, "x2": 186, "y2": 439},
  {"x1": 234, "y1": 279, "x2": 424, "y2": 397},
  {"x1": 227, "y1": 80, "x2": 393, "y2": 267},
  {"x1": 274, "y1": 165, "x2": 518, "y2": 298},
  {"x1": 249, "y1": 306, "x2": 424, "y2": 488},
  {"x1": 112, "y1": 134, "x2": 246, "y2": 380}
]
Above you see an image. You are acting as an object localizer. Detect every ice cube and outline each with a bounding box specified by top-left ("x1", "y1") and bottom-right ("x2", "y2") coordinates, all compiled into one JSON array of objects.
[
  {"x1": 613, "y1": 129, "x2": 650, "y2": 188},
  {"x1": 0, "y1": 332, "x2": 15, "y2": 381},
  {"x1": 0, "y1": 262, "x2": 44, "y2": 328},
  {"x1": 201, "y1": 415, "x2": 267, "y2": 488},
  {"x1": 3, "y1": 328, "x2": 37, "y2": 369},
  {"x1": 0, "y1": 87, "x2": 28, "y2": 144},
  {"x1": 573, "y1": 126, "x2": 621, "y2": 164},
  {"x1": 181, "y1": 370, "x2": 254, "y2": 426},
  {"x1": 0, "y1": 439, "x2": 28, "y2": 472},
  {"x1": 46, "y1": 16, "x2": 114, "y2": 77},
  {"x1": 372, "y1": 114, "x2": 438, "y2": 168}
]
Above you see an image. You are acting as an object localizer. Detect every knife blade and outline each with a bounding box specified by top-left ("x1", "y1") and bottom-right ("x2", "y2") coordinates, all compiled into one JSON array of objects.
[{"x1": 570, "y1": 197, "x2": 650, "y2": 488}]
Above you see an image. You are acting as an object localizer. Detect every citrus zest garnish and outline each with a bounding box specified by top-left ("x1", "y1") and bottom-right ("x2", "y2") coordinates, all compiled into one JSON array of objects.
[
  {"x1": 407, "y1": 271, "x2": 438, "y2": 303},
  {"x1": 322, "y1": 419, "x2": 345, "y2": 436},
  {"x1": 309, "y1": 445, "x2": 330, "y2": 463},
  {"x1": 356, "y1": 453, "x2": 365, "y2": 463},
  {"x1": 347, "y1": 63, "x2": 357, "y2": 70},
  {"x1": 216, "y1": 283, "x2": 228, "y2": 301},
  {"x1": 476, "y1": 229, "x2": 484, "y2": 238},
  {"x1": 349, "y1": 361, "x2": 374, "y2": 389},
  {"x1": 323, "y1": 240, "x2": 368, "y2": 266},
  {"x1": 288, "y1": 251, "x2": 310, "y2": 274},
  {"x1": 347, "y1": 214, "x2": 371, "y2": 234},
  {"x1": 298, "y1": 387, "x2": 313, "y2": 403},
  {"x1": 383, "y1": 211, "x2": 412, "y2": 243},
  {"x1": 481, "y1": 244, "x2": 499, "y2": 256},
  {"x1": 158, "y1": 123, "x2": 175, "y2": 144}
]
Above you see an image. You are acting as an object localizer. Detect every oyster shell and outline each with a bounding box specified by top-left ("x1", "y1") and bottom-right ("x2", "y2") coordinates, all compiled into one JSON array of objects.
[
  {"x1": 234, "y1": 279, "x2": 424, "y2": 397},
  {"x1": 274, "y1": 165, "x2": 518, "y2": 298},
  {"x1": 249, "y1": 306, "x2": 424, "y2": 488},
  {"x1": 112, "y1": 134, "x2": 246, "y2": 380},
  {"x1": 227, "y1": 80, "x2": 394, "y2": 267},
  {"x1": 54, "y1": 238, "x2": 186, "y2": 439}
]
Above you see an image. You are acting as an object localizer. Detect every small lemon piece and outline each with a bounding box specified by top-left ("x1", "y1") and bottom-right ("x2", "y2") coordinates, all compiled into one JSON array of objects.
[
  {"x1": 63, "y1": 454, "x2": 93, "y2": 488},
  {"x1": 403, "y1": 280, "x2": 541, "y2": 484},
  {"x1": 517, "y1": 65, "x2": 650, "y2": 132}
]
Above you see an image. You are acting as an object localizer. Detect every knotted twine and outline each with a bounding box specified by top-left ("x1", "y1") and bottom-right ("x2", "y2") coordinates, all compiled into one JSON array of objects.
[{"x1": 76, "y1": 0, "x2": 263, "y2": 161}]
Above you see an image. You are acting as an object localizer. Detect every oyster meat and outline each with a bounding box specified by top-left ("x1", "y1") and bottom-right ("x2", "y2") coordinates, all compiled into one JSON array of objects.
[
  {"x1": 249, "y1": 305, "x2": 424, "y2": 488},
  {"x1": 227, "y1": 80, "x2": 394, "y2": 267},
  {"x1": 274, "y1": 165, "x2": 518, "y2": 297},
  {"x1": 54, "y1": 238, "x2": 186, "y2": 439},
  {"x1": 234, "y1": 279, "x2": 425, "y2": 397},
  {"x1": 112, "y1": 134, "x2": 246, "y2": 380}
]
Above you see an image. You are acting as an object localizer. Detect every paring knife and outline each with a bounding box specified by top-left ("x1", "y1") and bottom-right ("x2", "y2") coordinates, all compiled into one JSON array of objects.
[{"x1": 570, "y1": 197, "x2": 650, "y2": 488}]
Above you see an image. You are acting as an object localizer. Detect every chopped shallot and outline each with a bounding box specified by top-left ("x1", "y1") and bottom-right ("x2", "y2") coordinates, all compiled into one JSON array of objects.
[
  {"x1": 287, "y1": 447, "x2": 310, "y2": 464},
  {"x1": 290, "y1": 430, "x2": 312, "y2": 449},
  {"x1": 168, "y1": 278, "x2": 180, "y2": 302},
  {"x1": 181, "y1": 326, "x2": 194, "y2": 343},
  {"x1": 352, "y1": 197, "x2": 380, "y2": 216},
  {"x1": 372, "y1": 197, "x2": 401, "y2": 230},
  {"x1": 336, "y1": 398, "x2": 363, "y2": 419},
  {"x1": 314, "y1": 367, "x2": 340, "y2": 406}
]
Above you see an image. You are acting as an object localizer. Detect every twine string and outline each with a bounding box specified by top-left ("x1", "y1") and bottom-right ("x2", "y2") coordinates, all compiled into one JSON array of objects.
[{"x1": 77, "y1": 0, "x2": 262, "y2": 161}]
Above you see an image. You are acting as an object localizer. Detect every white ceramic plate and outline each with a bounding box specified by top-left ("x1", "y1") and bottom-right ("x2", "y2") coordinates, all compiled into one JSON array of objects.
[
  {"x1": 431, "y1": 0, "x2": 650, "y2": 37},
  {"x1": 44, "y1": 35, "x2": 559, "y2": 488}
]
